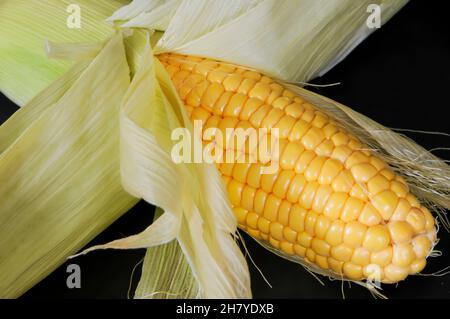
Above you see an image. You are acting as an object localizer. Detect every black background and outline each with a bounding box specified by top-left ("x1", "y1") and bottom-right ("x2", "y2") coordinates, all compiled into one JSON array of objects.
[{"x1": 1, "y1": 1, "x2": 449, "y2": 299}]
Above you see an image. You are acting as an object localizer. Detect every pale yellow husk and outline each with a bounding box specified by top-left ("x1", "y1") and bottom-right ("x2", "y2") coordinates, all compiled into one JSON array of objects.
[
  {"x1": 0, "y1": 34, "x2": 138, "y2": 298},
  {"x1": 74, "y1": 34, "x2": 251, "y2": 298},
  {"x1": 111, "y1": 0, "x2": 408, "y2": 83}
]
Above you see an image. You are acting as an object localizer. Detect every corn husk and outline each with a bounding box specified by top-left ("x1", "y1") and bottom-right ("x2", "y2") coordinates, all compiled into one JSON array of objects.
[
  {"x1": 74, "y1": 35, "x2": 251, "y2": 298},
  {"x1": 109, "y1": 0, "x2": 408, "y2": 83},
  {"x1": 0, "y1": 34, "x2": 139, "y2": 298},
  {"x1": 0, "y1": 0, "x2": 127, "y2": 106}
]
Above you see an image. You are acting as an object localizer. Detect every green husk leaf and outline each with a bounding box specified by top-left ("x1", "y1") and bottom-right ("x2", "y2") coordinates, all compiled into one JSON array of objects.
[
  {"x1": 0, "y1": 34, "x2": 138, "y2": 298},
  {"x1": 0, "y1": 0, "x2": 128, "y2": 106},
  {"x1": 134, "y1": 209, "x2": 200, "y2": 299}
]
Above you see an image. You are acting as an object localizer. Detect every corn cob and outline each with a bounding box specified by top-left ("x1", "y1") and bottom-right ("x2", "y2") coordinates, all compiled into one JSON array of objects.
[{"x1": 158, "y1": 53, "x2": 437, "y2": 284}]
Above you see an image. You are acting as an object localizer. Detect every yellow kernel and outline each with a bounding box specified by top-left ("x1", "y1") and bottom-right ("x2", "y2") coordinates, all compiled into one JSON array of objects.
[
  {"x1": 286, "y1": 175, "x2": 307, "y2": 204},
  {"x1": 390, "y1": 180, "x2": 409, "y2": 198},
  {"x1": 227, "y1": 180, "x2": 244, "y2": 206},
  {"x1": 222, "y1": 93, "x2": 246, "y2": 117},
  {"x1": 233, "y1": 207, "x2": 248, "y2": 225},
  {"x1": 302, "y1": 127, "x2": 325, "y2": 150},
  {"x1": 343, "y1": 221, "x2": 367, "y2": 248},
  {"x1": 263, "y1": 194, "x2": 281, "y2": 222},
  {"x1": 371, "y1": 190, "x2": 399, "y2": 220},
  {"x1": 343, "y1": 262, "x2": 363, "y2": 280},
  {"x1": 304, "y1": 156, "x2": 327, "y2": 182},
  {"x1": 315, "y1": 140, "x2": 334, "y2": 157},
  {"x1": 305, "y1": 248, "x2": 316, "y2": 263},
  {"x1": 352, "y1": 247, "x2": 371, "y2": 266},
  {"x1": 311, "y1": 113, "x2": 329, "y2": 128},
  {"x1": 412, "y1": 235, "x2": 432, "y2": 258},
  {"x1": 223, "y1": 74, "x2": 244, "y2": 91},
  {"x1": 261, "y1": 171, "x2": 278, "y2": 193},
  {"x1": 325, "y1": 220, "x2": 345, "y2": 246},
  {"x1": 289, "y1": 120, "x2": 311, "y2": 142},
  {"x1": 315, "y1": 215, "x2": 331, "y2": 239},
  {"x1": 201, "y1": 83, "x2": 224, "y2": 110},
  {"x1": 392, "y1": 243, "x2": 415, "y2": 267},
  {"x1": 242, "y1": 70, "x2": 261, "y2": 81},
  {"x1": 246, "y1": 163, "x2": 262, "y2": 188},
  {"x1": 331, "y1": 170, "x2": 354, "y2": 193},
  {"x1": 315, "y1": 255, "x2": 329, "y2": 269},
  {"x1": 294, "y1": 150, "x2": 315, "y2": 174},
  {"x1": 249, "y1": 104, "x2": 271, "y2": 128},
  {"x1": 340, "y1": 197, "x2": 365, "y2": 222},
  {"x1": 323, "y1": 123, "x2": 339, "y2": 139},
  {"x1": 323, "y1": 192, "x2": 348, "y2": 220},
  {"x1": 249, "y1": 82, "x2": 271, "y2": 101},
  {"x1": 239, "y1": 98, "x2": 263, "y2": 120},
  {"x1": 384, "y1": 264, "x2": 408, "y2": 282},
  {"x1": 246, "y1": 212, "x2": 259, "y2": 229},
  {"x1": 363, "y1": 225, "x2": 390, "y2": 252},
  {"x1": 331, "y1": 132, "x2": 349, "y2": 146},
  {"x1": 272, "y1": 96, "x2": 291, "y2": 109},
  {"x1": 318, "y1": 159, "x2": 343, "y2": 185},
  {"x1": 191, "y1": 107, "x2": 211, "y2": 123},
  {"x1": 380, "y1": 169, "x2": 395, "y2": 181},
  {"x1": 350, "y1": 183, "x2": 368, "y2": 201},
  {"x1": 280, "y1": 142, "x2": 303, "y2": 170},
  {"x1": 238, "y1": 78, "x2": 257, "y2": 95},
  {"x1": 331, "y1": 145, "x2": 353, "y2": 163},
  {"x1": 297, "y1": 231, "x2": 312, "y2": 248},
  {"x1": 257, "y1": 217, "x2": 271, "y2": 234},
  {"x1": 370, "y1": 246, "x2": 393, "y2": 267},
  {"x1": 409, "y1": 258, "x2": 426, "y2": 274},
  {"x1": 423, "y1": 207, "x2": 436, "y2": 231},
  {"x1": 351, "y1": 163, "x2": 377, "y2": 183},
  {"x1": 289, "y1": 205, "x2": 307, "y2": 233},
  {"x1": 348, "y1": 139, "x2": 362, "y2": 150},
  {"x1": 283, "y1": 227, "x2": 298, "y2": 243},
  {"x1": 345, "y1": 152, "x2": 369, "y2": 168},
  {"x1": 273, "y1": 170, "x2": 295, "y2": 199},
  {"x1": 285, "y1": 103, "x2": 304, "y2": 119},
  {"x1": 299, "y1": 181, "x2": 320, "y2": 210},
  {"x1": 311, "y1": 238, "x2": 331, "y2": 257},
  {"x1": 253, "y1": 189, "x2": 267, "y2": 215},
  {"x1": 388, "y1": 221, "x2": 413, "y2": 244},
  {"x1": 312, "y1": 185, "x2": 333, "y2": 216},
  {"x1": 278, "y1": 200, "x2": 292, "y2": 225},
  {"x1": 274, "y1": 116, "x2": 297, "y2": 139},
  {"x1": 304, "y1": 211, "x2": 318, "y2": 236},
  {"x1": 261, "y1": 108, "x2": 285, "y2": 129},
  {"x1": 247, "y1": 228, "x2": 261, "y2": 239},
  {"x1": 331, "y1": 244, "x2": 354, "y2": 262},
  {"x1": 406, "y1": 208, "x2": 426, "y2": 232},
  {"x1": 269, "y1": 236, "x2": 280, "y2": 249},
  {"x1": 370, "y1": 156, "x2": 386, "y2": 171},
  {"x1": 280, "y1": 241, "x2": 295, "y2": 255},
  {"x1": 270, "y1": 222, "x2": 284, "y2": 241},
  {"x1": 358, "y1": 203, "x2": 382, "y2": 226},
  {"x1": 294, "y1": 244, "x2": 307, "y2": 257},
  {"x1": 391, "y1": 198, "x2": 411, "y2": 221},
  {"x1": 328, "y1": 257, "x2": 344, "y2": 274}
]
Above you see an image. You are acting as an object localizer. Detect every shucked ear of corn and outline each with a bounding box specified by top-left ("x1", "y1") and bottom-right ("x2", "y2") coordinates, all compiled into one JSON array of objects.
[
  {"x1": 2, "y1": 0, "x2": 449, "y2": 299},
  {"x1": 158, "y1": 53, "x2": 437, "y2": 283}
]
